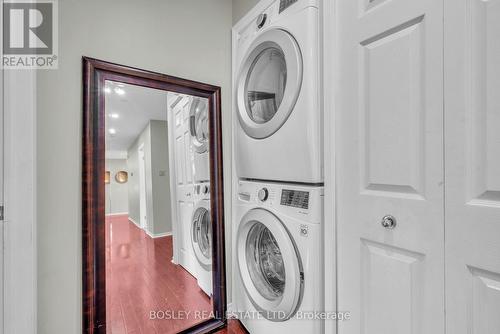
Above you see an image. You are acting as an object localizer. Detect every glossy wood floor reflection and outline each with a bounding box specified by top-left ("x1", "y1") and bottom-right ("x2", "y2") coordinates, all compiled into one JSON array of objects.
[
  {"x1": 105, "y1": 215, "x2": 213, "y2": 334},
  {"x1": 215, "y1": 319, "x2": 249, "y2": 334}
]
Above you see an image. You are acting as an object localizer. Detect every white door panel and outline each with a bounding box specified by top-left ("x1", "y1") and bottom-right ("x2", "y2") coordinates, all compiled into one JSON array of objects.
[
  {"x1": 337, "y1": 0, "x2": 444, "y2": 332},
  {"x1": 184, "y1": 131, "x2": 193, "y2": 184},
  {"x1": 175, "y1": 135, "x2": 185, "y2": 185},
  {"x1": 0, "y1": 38, "x2": 3, "y2": 331},
  {"x1": 138, "y1": 146, "x2": 147, "y2": 230},
  {"x1": 360, "y1": 240, "x2": 425, "y2": 333},
  {"x1": 178, "y1": 201, "x2": 195, "y2": 275},
  {"x1": 360, "y1": 17, "x2": 426, "y2": 198},
  {"x1": 172, "y1": 97, "x2": 196, "y2": 274},
  {"x1": 445, "y1": 0, "x2": 500, "y2": 333}
]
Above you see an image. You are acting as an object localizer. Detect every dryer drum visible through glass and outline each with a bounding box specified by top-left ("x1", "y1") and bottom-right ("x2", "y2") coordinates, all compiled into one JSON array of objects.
[
  {"x1": 191, "y1": 205, "x2": 212, "y2": 269},
  {"x1": 237, "y1": 29, "x2": 303, "y2": 139},
  {"x1": 189, "y1": 97, "x2": 209, "y2": 153}
]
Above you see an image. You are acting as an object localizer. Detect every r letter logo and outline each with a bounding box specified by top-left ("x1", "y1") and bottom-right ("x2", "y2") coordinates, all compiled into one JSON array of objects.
[{"x1": 2, "y1": 0, "x2": 58, "y2": 69}]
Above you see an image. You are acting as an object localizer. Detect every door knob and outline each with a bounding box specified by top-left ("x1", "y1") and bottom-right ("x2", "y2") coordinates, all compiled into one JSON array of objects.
[{"x1": 381, "y1": 215, "x2": 397, "y2": 229}]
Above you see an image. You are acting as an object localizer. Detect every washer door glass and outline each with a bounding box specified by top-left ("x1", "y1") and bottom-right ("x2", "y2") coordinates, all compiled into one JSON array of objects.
[
  {"x1": 189, "y1": 97, "x2": 209, "y2": 153},
  {"x1": 246, "y1": 222, "x2": 286, "y2": 300},
  {"x1": 237, "y1": 29, "x2": 302, "y2": 139},
  {"x1": 245, "y1": 47, "x2": 287, "y2": 124},
  {"x1": 192, "y1": 206, "x2": 212, "y2": 268},
  {"x1": 237, "y1": 208, "x2": 303, "y2": 321}
]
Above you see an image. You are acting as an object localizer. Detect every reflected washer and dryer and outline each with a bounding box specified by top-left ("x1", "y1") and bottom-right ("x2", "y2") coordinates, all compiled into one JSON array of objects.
[
  {"x1": 233, "y1": 180, "x2": 323, "y2": 333},
  {"x1": 189, "y1": 97, "x2": 210, "y2": 183},
  {"x1": 191, "y1": 183, "x2": 212, "y2": 296},
  {"x1": 234, "y1": 0, "x2": 322, "y2": 183}
]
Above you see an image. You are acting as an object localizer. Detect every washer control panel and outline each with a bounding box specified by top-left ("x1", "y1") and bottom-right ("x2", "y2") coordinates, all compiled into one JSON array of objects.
[
  {"x1": 237, "y1": 180, "x2": 323, "y2": 224},
  {"x1": 194, "y1": 184, "x2": 210, "y2": 196}
]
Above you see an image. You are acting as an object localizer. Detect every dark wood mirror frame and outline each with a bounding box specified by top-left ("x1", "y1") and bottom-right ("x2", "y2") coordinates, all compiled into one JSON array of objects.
[{"x1": 82, "y1": 57, "x2": 227, "y2": 334}]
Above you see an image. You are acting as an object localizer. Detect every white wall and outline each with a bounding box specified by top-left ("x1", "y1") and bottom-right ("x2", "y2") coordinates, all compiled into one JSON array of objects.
[
  {"x1": 127, "y1": 123, "x2": 152, "y2": 229},
  {"x1": 105, "y1": 159, "x2": 129, "y2": 215},
  {"x1": 3, "y1": 70, "x2": 37, "y2": 334},
  {"x1": 232, "y1": 0, "x2": 260, "y2": 23},
  {"x1": 36, "y1": 1, "x2": 233, "y2": 333},
  {"x1": 127, "y1": 120, "x2": 171, "y2": 236},
  {"x1": 149, "y1": 120, "x2": 172, "y2": 236}
]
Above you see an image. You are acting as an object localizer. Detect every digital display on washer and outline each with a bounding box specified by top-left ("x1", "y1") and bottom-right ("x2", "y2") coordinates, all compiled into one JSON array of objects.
[{"x1": 280, "y1": 189, "x2": 309, "y2": 209}]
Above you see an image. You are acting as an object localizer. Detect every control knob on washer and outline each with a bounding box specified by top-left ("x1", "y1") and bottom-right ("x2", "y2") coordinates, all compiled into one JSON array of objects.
[
  {"x1": 256, "y1": 13, "x2": 267, "y2": 29},
  {"x1": 258, "y1": 188, "x2": 269, "y2": 202}
]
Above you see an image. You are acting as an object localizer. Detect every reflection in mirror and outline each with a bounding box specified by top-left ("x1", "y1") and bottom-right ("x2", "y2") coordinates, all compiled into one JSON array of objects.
[
  {"x1": 104, "y1": 81, "x2": 212, "y2": 333},
  {"x1": 115, "y1": 171, "x2": 128, "y2": 184}
]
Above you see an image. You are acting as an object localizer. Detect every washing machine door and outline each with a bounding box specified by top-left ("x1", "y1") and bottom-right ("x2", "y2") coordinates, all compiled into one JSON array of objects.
[
  {"x1": 237, "y1": 208, "x2": 303, "y2": 321},
  {"x1": 236, "y1": 29, "x2": 303, "y2": 139},
  {"x1": 191, "y1": 201, "x2": 212, "y2": 269},
  {"x1": 189, "y1": 97, "x2": 209, "y2": 153}
]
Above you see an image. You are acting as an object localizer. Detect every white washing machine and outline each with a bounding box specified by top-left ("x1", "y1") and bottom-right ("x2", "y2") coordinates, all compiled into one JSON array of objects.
[
  {"x1": 191, "y1": 183, "x2": 212, "y2": 296},
  {"x1": 233, "y1": 180, "x2": 323, "y2": 333},
  {"x1": 234, "y1": 0, "x2": 322, "y2": 183},
  {"x1": 189, "y1": 97, "x2": 210, "y2": 183}
]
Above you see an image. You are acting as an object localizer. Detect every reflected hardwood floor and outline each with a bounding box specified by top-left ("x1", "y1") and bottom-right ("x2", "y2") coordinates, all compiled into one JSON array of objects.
[
  {"x1": 105, "y1": 214, "x2": 213, "y2": 334},
  {"x1": 215, "y1": 319, "x2": 249, "y2": 334}
]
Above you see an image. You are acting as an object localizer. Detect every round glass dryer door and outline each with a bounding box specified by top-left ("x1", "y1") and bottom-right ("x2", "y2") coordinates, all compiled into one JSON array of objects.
[
  {"x1": 237, "y1": 208, "x2": 303, "y2": 321},
  {"x1": 236, "y1": 29, "x2": 303, "y2": 139},
  {"x1": 189, "y1": 97, "x2": 209, "y2": 153},
  {"x1": 191, "y1": 202, "x2": 212, "y2": 269}
]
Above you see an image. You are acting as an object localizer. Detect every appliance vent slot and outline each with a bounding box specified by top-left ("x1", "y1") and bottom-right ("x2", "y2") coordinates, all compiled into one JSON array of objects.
[{"x1": 279, "y1": 0, "x2": 298, "y2": 13}]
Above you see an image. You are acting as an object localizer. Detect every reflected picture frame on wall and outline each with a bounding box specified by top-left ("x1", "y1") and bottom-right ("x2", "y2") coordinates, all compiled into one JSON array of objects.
[{"x1": 114, "y1": 171, "x2": 128, "y2": 184}]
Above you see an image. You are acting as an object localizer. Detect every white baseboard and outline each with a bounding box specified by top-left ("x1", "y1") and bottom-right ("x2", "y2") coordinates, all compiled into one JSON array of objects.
[
  {"x1": 128, "y1": 217, "x2": 140, "y2": 227},
  {"x1": 106, "y1": 212, "x2": 128, "y2": 217},
  {"x1": 226, "y1": 302, "x2": 234, "y2": 313},
  {"x1": 127, "y1": 218, "x2": 171, "y2": 238},
  {"x1": 145, "y1": 230, "x2": 172, "y2": 239}
]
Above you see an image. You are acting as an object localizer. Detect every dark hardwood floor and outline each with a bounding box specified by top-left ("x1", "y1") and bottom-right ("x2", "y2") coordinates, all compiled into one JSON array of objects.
[
  {"x1": 105, "y1": 214, "x2": 213, "y2": 334},
  {"x1": 215, "y1": 319, "x2": 249, "y2": 334}
]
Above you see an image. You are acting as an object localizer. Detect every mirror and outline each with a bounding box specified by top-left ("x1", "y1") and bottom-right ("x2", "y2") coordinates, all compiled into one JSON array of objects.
[{"x1": 82, "y1": 58, "x2": 226, "y2": 334}]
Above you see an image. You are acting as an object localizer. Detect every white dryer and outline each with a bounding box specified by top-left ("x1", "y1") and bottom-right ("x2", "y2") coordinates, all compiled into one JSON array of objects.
[
  {"x1": 233, "y1": 180, "x2": 323, "y2": 333},
  {"x1": 189, "y1": 97, "x2": 210, "y2": 183},
  {"x1": 191, "y1": 183, "x2": 212, "y2": 296},
  {"x1": 234, "y1": 0, "x2": 322, "y2": 183}
]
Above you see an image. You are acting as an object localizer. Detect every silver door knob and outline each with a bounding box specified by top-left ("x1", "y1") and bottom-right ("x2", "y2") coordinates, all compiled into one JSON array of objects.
[{"x1": 381, "y1": 215, "x2": 397, "y2": 229}]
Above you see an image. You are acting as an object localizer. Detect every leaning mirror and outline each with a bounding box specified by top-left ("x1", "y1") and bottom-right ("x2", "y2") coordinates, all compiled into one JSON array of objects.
[{"x1": 82, "y1": 58, "x2": 226, "y2": 334}]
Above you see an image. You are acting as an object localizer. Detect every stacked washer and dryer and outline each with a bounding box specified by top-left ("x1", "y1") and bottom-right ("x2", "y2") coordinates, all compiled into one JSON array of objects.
[
  {"x1": 189, "y1": 97, "x2": 213, "y2": 296},
  {"x1": 232, "y1": 0, "x2": 324, "y2": 333}
]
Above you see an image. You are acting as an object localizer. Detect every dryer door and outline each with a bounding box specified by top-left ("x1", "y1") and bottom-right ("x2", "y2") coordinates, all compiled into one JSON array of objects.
[
  {"x1": 189, "y1": 97, "x2": 209, "y2": 153},
  {"x1": 237, "y1": 208, "x2": 303, "y2": 321},
  {"x1": 236, "y1": 29, "x2": 302, "y2": 139},
  {"x1": 191, "y1": 202, "x2": 212, "y2": 269}
]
